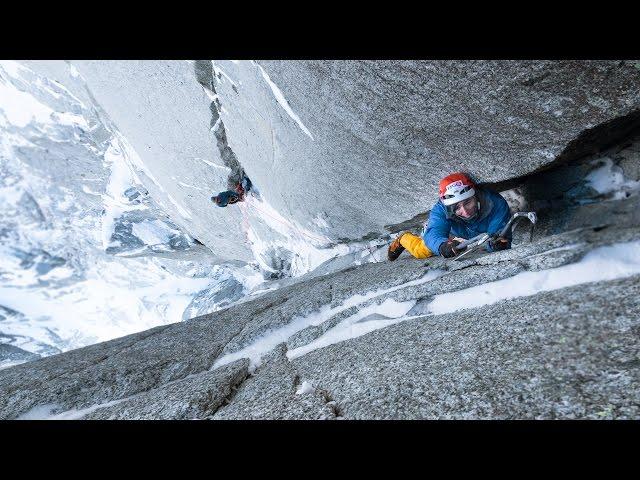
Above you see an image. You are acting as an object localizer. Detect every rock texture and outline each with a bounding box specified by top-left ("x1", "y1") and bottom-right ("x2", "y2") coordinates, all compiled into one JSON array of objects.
[
  {"x1": 212, "y1": 344, "x2": 338, "y2": 420},
  {"x1": 217, "y1": 60, "x2": 640, "y2": 240},
  {"x1": 290, "y1": 274, "x2": 640, "y2": 419},
  {"x1": 85, "y1": 359, "x2": 249, "y2": 420},
  {"x1": 2, "y1": 193, "x2": 639, "y2": 418},
  {"x1": 26, "y1": 60, "x2": 640, "y2": 264},
  {"x1": 3, "y1": 61, "x2": 640, "y2": 420}
]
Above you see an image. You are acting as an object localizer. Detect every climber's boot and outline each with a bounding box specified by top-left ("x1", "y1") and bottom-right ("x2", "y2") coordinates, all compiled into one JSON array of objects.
[{"x1": 387, "y1": 232, "x2": 408, "y2": 261}]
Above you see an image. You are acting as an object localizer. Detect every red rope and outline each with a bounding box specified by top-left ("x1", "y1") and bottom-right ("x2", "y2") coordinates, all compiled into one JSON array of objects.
[{"x1": 245, "y1": 197, "x2": 328, "y2": 244}]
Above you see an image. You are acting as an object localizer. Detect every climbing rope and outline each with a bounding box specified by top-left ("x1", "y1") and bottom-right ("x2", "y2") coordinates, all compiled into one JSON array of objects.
[
  {"x1": 238, "y1": 198, "x2": 252, "y2": 245},
  {"x1": 239, "y1": 195, "x2": 383, "y2": 267},
  {"x1": 244, "y1": 196, "x2": 328, "y2": 245},
  {"x1": 367, "y1": 242, "x2": 381, "y2": 262}
]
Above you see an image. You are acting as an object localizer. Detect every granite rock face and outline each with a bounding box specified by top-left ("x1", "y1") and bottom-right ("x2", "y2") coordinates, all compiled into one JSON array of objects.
[
  {"x1": 216, "y1": 60, "x2": 640, "y2": 240},
  {"x1": 2, "y1": 203, "x2": 639, "y2": 419},
  {"x1": 290, "y1": 274, "x2": 640, "y2": 419},
  {"x1": 212, "y1": 344, "x2": 338, "y2": 420},
  {"x1": 2, "y1": 61, "x2": 640, "y2": 419},
  {"x1": 85, "y1": 359, "x2": 250, "y2": 420},
  {"x1": 27, "y1": 60, "x2": 640, "y2": 263}
]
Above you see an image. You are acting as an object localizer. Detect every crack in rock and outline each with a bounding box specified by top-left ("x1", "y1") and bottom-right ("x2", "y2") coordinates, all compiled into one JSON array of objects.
[{"x1": 193, "y1": 60, "x2": 245, "y2": 189}]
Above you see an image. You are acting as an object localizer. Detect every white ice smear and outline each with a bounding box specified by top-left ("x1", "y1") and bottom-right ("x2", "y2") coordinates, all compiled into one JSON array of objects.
[
  {"x1": 295, "y1": 381, "x2": 315, "y2": 395},
  {"x1": 527, "y1": 242, "x2": 585, "y2": 257},
  {"x1": 17, "y1": 397, "x2": 132, "y2": 420},
  {"x1": 287, "y1": 297, "x2": 416, "y2": 360},
  {"x1": 211, "y1": 61, "x2": 238, "y2": 88},
  {"x1": 427, "y1": 240, "x2": 640, "y2": 315},
  {"x1": 212, "y1": 269, "x2": 444, "y2": 371},
  {"x1": 15, "y1": 403, "x2": 59, "y2": 420},
  {"x1": 214, "y1": 240, "x2": 640, "y2": 368},
  {"x1": 177, "y1": 181, "x2": 205, "y2": 191},
  {"x1": 585, "y1": 157, "x2": 640, "y2": 200},
  {"x1": 47, "y1": 398, "x2": 129, "y2": 420},
  {"x1": 196, "y1": 156, "x2": 230, "y2": 171},
  {"x1": 68, "y1": 63, "x2": 81, "y2": 78},
  {"x1": 131, "y1": 220, "x2": 178, "y2": 246},
  {"x1": 256, "y1": 64, "x2": 314, "y2": 140}
]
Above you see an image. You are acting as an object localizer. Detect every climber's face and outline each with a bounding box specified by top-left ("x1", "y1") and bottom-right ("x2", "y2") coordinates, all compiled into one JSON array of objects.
[{"x1": 454, "y1": 196, "x2": 478, "y2": 219}]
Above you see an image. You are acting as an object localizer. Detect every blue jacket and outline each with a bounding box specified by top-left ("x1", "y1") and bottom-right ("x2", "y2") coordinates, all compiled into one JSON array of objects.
[
  {"x1": 214, "y1": 190, "x2": 241, "y2": 207},
  {"x1": 422, "y1": 188, "x2": 512, "y2": 255}
]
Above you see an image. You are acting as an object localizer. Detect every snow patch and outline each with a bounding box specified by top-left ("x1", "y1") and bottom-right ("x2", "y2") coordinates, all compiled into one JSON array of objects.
[
  {"x1": 0, "y1": 60, "x2": 27, "y2": 78},
  {"x1": 131, "y1": 220, "x2": 178, "y2": 246},
  {"x1": 101, "y1": 138, "x2": 139, "y2": 250},
  {"x1": 427, "y1": 240, "x2": 640, "y2": 316},
  {"x1": 0, "y1": 75, "x2": 57, "y2": 128},
  {"x1": 211, "y1": 61, "x2": 238, "y2": 88},
  {"x1": 585, "y1": 157, "x2": 640, "y2": 200},
  {"x1": 17, "y1": 397, "x2": 131, "y2": 420},
  {"x1": 295, "y1": 381, "x2": 315, "y2": 395},
  {"x1": 0, "y1": 61, "x2": 87, "y2": 130},
  {"x1": 68, "y1": 63, "x2": 81, "y2": 78},
  {"x1": 212, "y1": 269, "x2": 444, "y2": 370},
  {"x1": 287, "y1": 298, "x2": 416, "y2": 360},
  {"x1": 16, "y1": 403, "x2": 59, "y2": 420}
]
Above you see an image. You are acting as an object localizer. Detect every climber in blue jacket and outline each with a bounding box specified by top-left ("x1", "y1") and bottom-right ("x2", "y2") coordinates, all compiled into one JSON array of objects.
[
  {"x1": 388, "y1": 172, "x2": 512, "y2": 260},
  {"x1": 211, "y1": 176, "x2": 253, "y2": 208}
]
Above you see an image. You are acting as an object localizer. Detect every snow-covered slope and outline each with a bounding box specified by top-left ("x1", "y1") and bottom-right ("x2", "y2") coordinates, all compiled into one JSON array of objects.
[
  {"x1": 0, "y1": 60, "x2": 389, "y2": 369},
  {"x1": 0, "y1": 61, "x2": 265, "y2": 368}
]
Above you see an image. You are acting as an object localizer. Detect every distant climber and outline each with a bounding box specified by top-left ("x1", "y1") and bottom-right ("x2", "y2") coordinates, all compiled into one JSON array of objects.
[
  {"x1": 388, "y1": 172, "x2": 512, "y2": 261},
  {"x1": 211, "y1": 176, "x2": 253, "y2": 207}
]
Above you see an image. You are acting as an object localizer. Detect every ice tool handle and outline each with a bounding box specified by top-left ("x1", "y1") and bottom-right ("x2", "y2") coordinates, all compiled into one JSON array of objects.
[
  {"x1": 452, "y1": 211, "x2": 537, "y2": 255},
  {"x1": 498, "y1": 211, "x2": 537, "y2": 238}
]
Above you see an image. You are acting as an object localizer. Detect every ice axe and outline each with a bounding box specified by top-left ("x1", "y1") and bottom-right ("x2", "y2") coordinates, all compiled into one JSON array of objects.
[
  {"x1": 452, "y1": 211, "x2": 537, "y2": 261},
  {"x1": 498, "y1": 211, "x2": 537, "y2": 238}
]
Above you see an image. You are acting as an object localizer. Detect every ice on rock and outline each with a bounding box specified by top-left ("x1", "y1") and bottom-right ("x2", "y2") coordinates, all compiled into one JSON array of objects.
[{"x1": 295, "y1": 381, "x2": 315, "y2": 395}]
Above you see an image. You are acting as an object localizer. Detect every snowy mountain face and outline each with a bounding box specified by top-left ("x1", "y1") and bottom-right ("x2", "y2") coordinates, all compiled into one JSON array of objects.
[
  {"x1": 0, "y1": 61, "x2": 266, "y2": 368},
  {"x1": 1, "y1": 60, "x2": 640, "y2": 419},
  {"x1": 0, "y1": 60, "x2": 383, "y2": 369}
]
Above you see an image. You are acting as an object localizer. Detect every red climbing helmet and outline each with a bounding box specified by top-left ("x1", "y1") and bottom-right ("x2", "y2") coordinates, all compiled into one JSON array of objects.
[{"x1": 439, "y1": 173, "x2": 476, "y2": 206}]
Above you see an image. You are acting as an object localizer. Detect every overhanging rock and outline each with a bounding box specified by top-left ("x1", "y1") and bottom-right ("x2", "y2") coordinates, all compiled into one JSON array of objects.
[
  {"x1": 217, "y1": 60, "x2": 640, "y2": 241},
  {"x1": 32, "y1": 60, "x2": 640, "y2": 263}
]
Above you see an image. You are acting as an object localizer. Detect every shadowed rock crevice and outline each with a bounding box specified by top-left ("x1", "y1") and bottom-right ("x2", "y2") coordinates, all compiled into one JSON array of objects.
[
  {"x1": 488, "y1": 109, "x2": 640, "y2": 193},
  {"x1": 314, "y1": 384, "x2": 345, "y2": 418},
  {"x1": 382, "y1": 116, "x2": 640, "y2": 239},
  {"x1": 83, "y1": 359, "x2": 251, "y2": 420},
  {"x1": 212, "y1": 344, "x2": 338, "y2": 420},
  {"x1": 209, "y1": 365, "x2": 253, "y2": 417},
  {"x1": 193, "y1": 60, "x2": 245, "y2": 189},
  {"x1": 384, "y1": 212, "x2": 428, "y2": 236}
]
